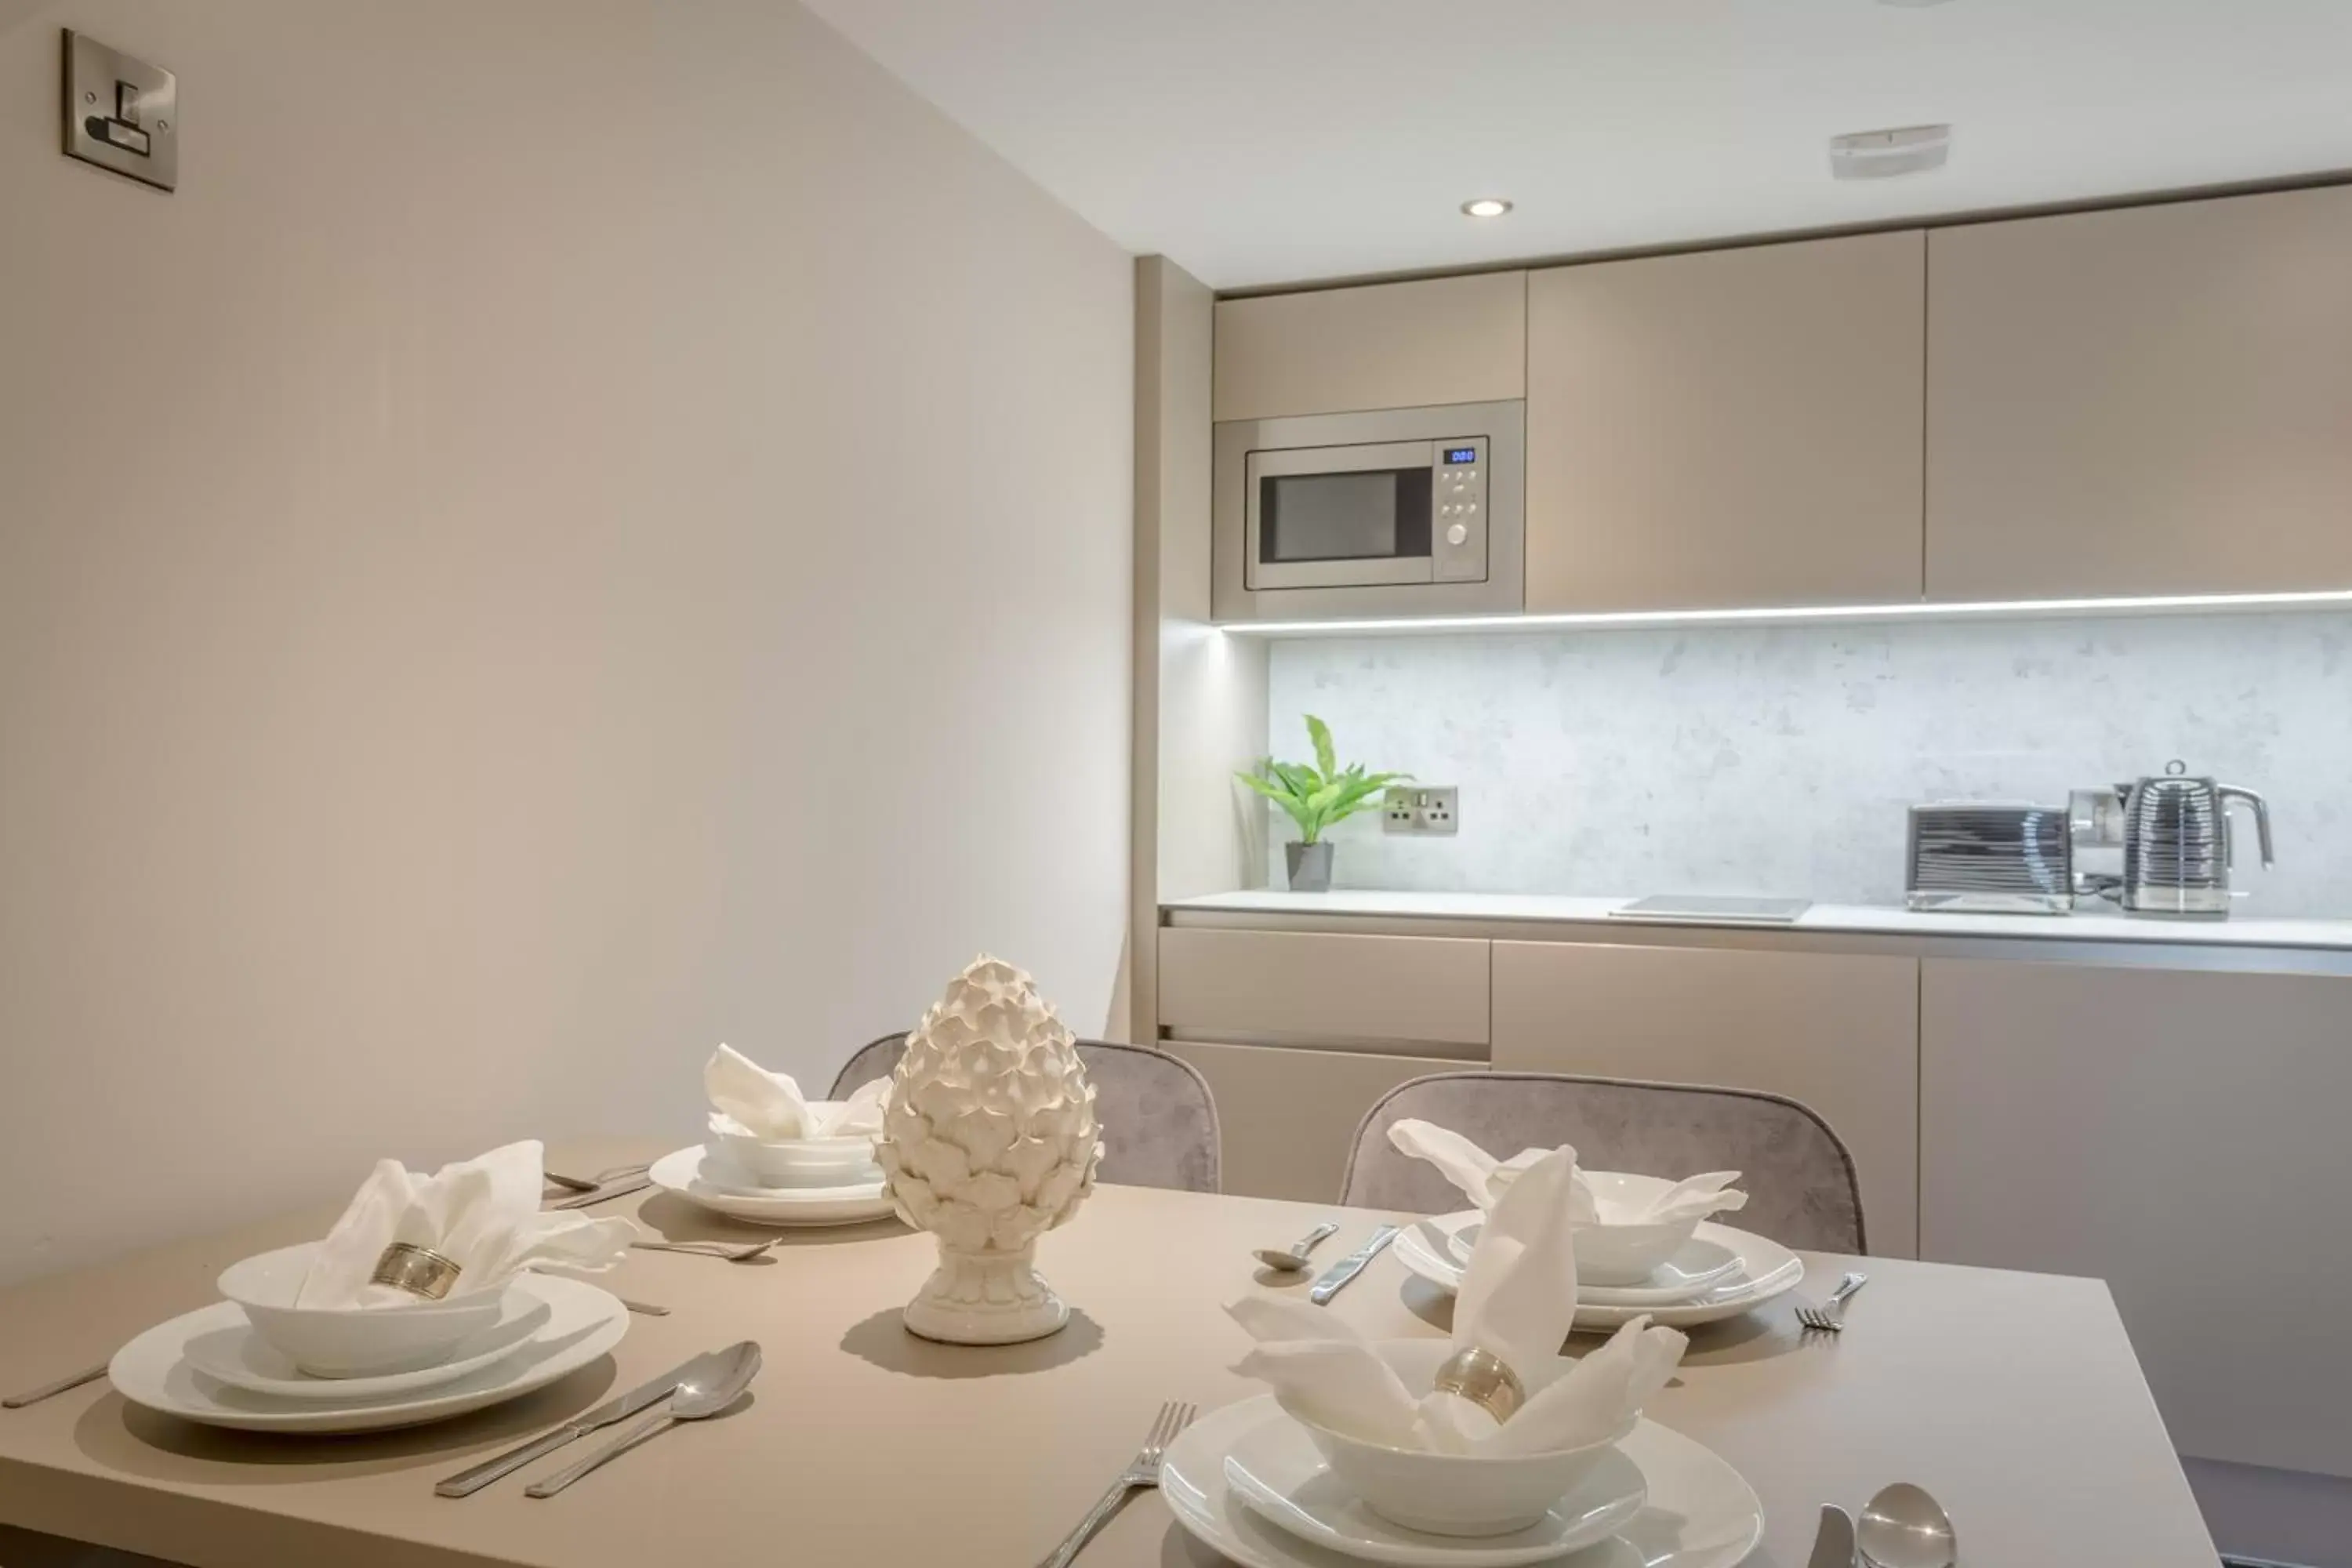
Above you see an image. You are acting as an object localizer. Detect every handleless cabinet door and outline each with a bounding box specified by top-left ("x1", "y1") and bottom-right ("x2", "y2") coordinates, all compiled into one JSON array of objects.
[
  {"x1": 1212, "y1": 272, "x2": 1526, "y2": 423},
  {"x1": 1525, "y1": 230, "x2": 1926, "y2": 612},
  {"x1": 1164, "y1": 1041, "x2": 1475, "y2": 1203},
  {"x1": 1921, "y1": 959, "x2": 2352, "y2": 1478},
  {"x1": 1490, "y1": 942, "x2": 1919, "y2": 1256},
  {"x1": 1927, "y1": 185, "x2": 2352, "y2": 599}
]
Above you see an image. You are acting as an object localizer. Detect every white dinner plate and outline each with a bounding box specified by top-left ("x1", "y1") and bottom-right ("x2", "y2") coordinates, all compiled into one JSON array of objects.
[
  {"x1": 1445, "y1": 1226, "x2": 1746, "y2": 1305},
  {"x1": 180, "y1": 1283, "x2": 552, "y2": 1399},
  {"x1": 648, "y1": 1147, "x2": 898, "y2": 1227},
  {"x1": 1164, "y1": 1397, "x2": 1764, "y2": 1568},
  {"x1": 1221, "y1": 1403, "x2": 1648, "y2": 1566},
  {"x1": 1397, "y1": 1215, "x2": 1804, "y2": 1329},
  {"x1": 110, "y1": 1276, "x2": 626, "y2": 1433}
]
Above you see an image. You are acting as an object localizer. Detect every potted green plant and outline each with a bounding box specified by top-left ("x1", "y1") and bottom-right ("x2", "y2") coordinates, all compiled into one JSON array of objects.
[{"x1": 1237, "y1": 716, "x2": 1410, "y2": 893}]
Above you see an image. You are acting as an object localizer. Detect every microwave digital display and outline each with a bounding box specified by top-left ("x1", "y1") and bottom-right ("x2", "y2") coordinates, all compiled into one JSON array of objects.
[{"x1": 1444, "y1": 447, "x2": 1479, "y2": 465}]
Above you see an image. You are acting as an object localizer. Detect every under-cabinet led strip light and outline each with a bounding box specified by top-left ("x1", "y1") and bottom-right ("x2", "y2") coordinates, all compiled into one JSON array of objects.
[{"x1": 1218, "y1": 588, "x2": 2352, "y2": 637}]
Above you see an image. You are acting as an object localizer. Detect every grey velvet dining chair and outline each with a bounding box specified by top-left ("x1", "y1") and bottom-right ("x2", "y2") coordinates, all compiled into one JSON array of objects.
[
  {"x1": 1340, "y1": 1071, "x2": 1867, "y2": 1254},
  {"x1": 830, "y1": 1034, "x2": 1222, "y2": 1195}
]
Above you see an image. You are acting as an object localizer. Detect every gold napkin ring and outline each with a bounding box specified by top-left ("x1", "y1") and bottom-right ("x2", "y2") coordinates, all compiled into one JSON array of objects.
[
  {"x1": 1433, "y1": 1345, "x2": 1526, "y2": 1424},
  {"x1": 369, "y1": 1243, "x2": 463, "y2": 1301}
]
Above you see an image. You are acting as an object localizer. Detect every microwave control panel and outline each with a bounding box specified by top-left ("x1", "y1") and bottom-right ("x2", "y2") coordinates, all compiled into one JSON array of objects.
[{"x1": 1433, "y1": 439, "x2": 1488, "y2": 582}]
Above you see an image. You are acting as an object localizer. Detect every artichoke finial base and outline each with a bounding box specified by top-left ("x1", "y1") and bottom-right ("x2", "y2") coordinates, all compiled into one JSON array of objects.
[{"x1": 901, "y1": 1240, "x2": 1069, "y2": 1345}]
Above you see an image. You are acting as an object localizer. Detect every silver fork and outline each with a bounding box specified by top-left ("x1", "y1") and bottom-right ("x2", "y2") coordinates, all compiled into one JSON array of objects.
[
  {"x1": 1038, "y1": 1400, "x2": 1196, "y2": 1568},
  {"x1": 1796, "y1": 1271, "x2": 1868, "y2": 1332}
]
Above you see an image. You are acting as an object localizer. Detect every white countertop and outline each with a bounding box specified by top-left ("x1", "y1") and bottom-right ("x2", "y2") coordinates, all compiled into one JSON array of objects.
[{"x1": 1167, "y1": 887, "x2": 2352, "y2": 950}]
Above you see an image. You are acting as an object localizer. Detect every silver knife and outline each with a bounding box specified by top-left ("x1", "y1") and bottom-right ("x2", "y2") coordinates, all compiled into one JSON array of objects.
[
  {"x1": 434, "y1": 1348, "x2": 729, "y2": 1497},
  {"x1": 2, "y1": 1363, "x2": 109, "y2": 1409},
  {"x1": 1308, "y1": 1224, "x2": 1399, "y2": 1305},
  {"x1": 546, "y1": 1176, "x2": 652, "y2": 1210},
  {"x1": 1807, "y1": 1504, "x2": 1857, "y2": 1568}
]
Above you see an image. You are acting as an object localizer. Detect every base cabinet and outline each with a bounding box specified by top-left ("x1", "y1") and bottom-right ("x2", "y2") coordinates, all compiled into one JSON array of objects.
[
  {"x1": 1490, "y1": 942, "x2": 1919, "y2": 1256},
  {"x1": 1164, "y1": 1041, "x2": 1472, "y2": 1203},
  {"x1": 1921, "y1": 959, "x2": 2352, "y2": 1479}
]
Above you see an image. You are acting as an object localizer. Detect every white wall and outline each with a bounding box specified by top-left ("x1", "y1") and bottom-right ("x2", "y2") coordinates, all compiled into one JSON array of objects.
[
  {"x1": 1265, "y1": 611, "x2": 2352, "y2": 914},
  {"x1": 0, "y1": 0, "x2": 1133, "y2": 1284}
]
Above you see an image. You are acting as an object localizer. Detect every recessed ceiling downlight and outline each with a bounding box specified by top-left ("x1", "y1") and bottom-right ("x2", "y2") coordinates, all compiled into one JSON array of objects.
[
  {"x1": 1460, "y1": 197, "x2": 1513, "y2": 218},
  {"x1": 1828, "y1": 123, "x2": 1951, "y2": 180}
]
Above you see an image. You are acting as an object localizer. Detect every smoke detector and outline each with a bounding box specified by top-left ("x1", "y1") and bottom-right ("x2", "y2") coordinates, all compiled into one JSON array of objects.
[{"x1": 1828, "y1": 124, "x2": 1951, "y2": 180}]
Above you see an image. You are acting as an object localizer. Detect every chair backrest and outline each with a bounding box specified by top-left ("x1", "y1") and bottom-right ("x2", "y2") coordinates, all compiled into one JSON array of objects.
[
  {"x1": 1341, "y1": 1071, "x2": 1866, "y2": 1254},
  {"x1": 831, "y1": 1033, "x2": 1221, "y2": 1195}
]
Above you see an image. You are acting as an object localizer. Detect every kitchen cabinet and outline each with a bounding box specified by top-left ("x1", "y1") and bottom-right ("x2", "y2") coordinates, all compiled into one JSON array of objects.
[
  {"x1": 1211, "y1": 271, "x2": 1526, "y2": 423},
  {"x1": 1164, "y1": 1041, "x2": 1472, "y2": 1203},
  {"x1": 1157, "y1": 927, "x2": 1490, "y2": 1049},
  {"x1": 1490, "y1": 941, "x2": 1920, "y2": 1255},
  {"x1": 1927, "y1": 184, "x2": 2352, "y2": 599},
  {"x1": 1920, "y1": 959, "x2": 2352, "y2": 1479},
  {"x1": 1523, "y1": 231, "x2": 1926, "y2": 613}
]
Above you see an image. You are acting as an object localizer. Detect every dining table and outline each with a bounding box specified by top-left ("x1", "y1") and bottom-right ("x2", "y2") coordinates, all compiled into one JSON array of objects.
[{"x1": 0, "y1": 1136, "x2": 2219, "y2": 1567}]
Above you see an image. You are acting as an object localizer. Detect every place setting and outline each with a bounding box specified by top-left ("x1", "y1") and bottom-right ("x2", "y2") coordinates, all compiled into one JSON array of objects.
[
  {"x1": 637, "y1": 1044, "x2": 901, "y2": 1228},
  {"x1": 1381, "y1": 1123, "x2": 1806, "y2": 1331},
  {"x1": 104, "y1": 1140, "x2": 640, "y2": 1436},
  {"x1": 1146, "y1": 1148, "x2": 1765, "y2": 1568}
]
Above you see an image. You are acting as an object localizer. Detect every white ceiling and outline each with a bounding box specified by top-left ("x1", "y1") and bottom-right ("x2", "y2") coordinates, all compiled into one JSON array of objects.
[{"x1": 800, "y1": 0, "x2": 2352, "y2": 290}]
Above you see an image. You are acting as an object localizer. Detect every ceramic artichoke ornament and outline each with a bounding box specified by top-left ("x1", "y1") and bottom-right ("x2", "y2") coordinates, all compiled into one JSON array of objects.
[{"x1": 879, "y1": 956, "x2": 1102, "y2": 1343}]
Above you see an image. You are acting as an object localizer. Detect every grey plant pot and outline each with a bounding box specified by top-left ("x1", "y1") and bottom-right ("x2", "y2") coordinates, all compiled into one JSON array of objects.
[{"x1": 1285, "y1": 840, "x2": 1334, "y2": 893}]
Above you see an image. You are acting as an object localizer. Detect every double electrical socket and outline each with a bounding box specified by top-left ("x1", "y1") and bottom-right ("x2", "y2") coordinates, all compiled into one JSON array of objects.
[{"x1": 1383, "y1": 785, "x2": 1459, "y2": 835}]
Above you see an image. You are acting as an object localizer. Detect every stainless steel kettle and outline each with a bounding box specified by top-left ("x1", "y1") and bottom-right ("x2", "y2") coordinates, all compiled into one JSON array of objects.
[{"x1": 2118, "y1": 760, "x2": 2274, "y2": 917}]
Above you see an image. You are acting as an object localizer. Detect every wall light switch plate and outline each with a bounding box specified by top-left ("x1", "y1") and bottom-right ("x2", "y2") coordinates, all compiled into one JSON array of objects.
[
  {"x1": 1383, "y1": 785, "x2": 1459, "y2": 836},
  {"x1": 64, "y1": 31, "x2": 177, "y2": 191}
]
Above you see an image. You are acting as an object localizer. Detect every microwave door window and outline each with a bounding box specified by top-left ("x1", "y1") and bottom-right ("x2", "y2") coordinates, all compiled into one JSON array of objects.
[{"x1": 1260, "y1": 469, "x2": 1433, "y2": 564}]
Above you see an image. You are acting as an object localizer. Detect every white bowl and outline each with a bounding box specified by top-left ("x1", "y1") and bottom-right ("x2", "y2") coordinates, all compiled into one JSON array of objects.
[
  {"x1": 1571, "y1": 1171, "x2": 1708, "y2": 1287},
  {"x1": 1288, "y1": 1339, "x2": 1638, "y2": 1537},
  {"x1": 705, "y1": 1124, "x2": 881, "y2": 1189},
  {"x1": 1571, "y1": 1217, "x2": 1706, "y2": 1287},
  {"x1": 216, "y1": 1243, "x2": 506, "y2": 1378}
]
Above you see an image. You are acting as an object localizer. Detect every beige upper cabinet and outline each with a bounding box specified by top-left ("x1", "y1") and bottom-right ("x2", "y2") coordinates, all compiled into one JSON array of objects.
[
  {"x1": 1524, "y1": 231, "x2": 1927, "y2": 613},
  {"x1": 1926, "y1": 185, "x2": 2352, "y2": 600},
  {"x1": 1490, "y1": 941, "x2": 1920, "y2": 1257},
  {"x1": 1212, "y1": 271, "x2": 1526, "y2": 423}
]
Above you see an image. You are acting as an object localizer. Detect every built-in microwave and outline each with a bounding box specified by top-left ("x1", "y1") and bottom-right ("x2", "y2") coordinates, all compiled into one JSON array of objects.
[{"x1": 1212, "y1": 399, "x2": 1525, "y2": 622}]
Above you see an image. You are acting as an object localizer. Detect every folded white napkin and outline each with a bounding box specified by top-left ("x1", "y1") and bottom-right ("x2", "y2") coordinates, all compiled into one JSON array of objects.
[
  {"x1": 1597, "y1": 1169, "x2": 1749, "y2": 1228},
  {"x1": 1387, "y1": 1119, "x2": 1747, "y2": 1227},
  {"x1": 704, "y1": 1044, "x2": 887, "y2": 1140},
  {"x1": 296, "y1": 1140, "x2": 635, "y2": 1308},
  {"x1": 1230, "y1": 1149, "x2": 1686, "y2": 1455},
  {"x1": 1385, "y1": 1120, "x2": 1582, "y2": 1214}
]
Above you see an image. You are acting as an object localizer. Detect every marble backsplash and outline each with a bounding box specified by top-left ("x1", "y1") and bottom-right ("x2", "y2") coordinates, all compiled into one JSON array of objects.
[{"x1": 1263, "y1": 610, "x2": 2352, "y2": 916}]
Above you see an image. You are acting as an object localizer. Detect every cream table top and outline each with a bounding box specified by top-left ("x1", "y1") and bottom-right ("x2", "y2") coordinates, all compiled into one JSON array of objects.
[{"x1": 0, "y1": 1138, "x2": 2216, "y2": 1567}]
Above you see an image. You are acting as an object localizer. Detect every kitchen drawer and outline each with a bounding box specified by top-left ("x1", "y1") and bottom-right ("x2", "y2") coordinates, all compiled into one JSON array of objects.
[
  {"x1": 1156, "y1": 927, "x2": 1490, "y2": 1048},
  {"x1": 1166, "y1": 1041, "x2": 1474, "y2": 1203}
]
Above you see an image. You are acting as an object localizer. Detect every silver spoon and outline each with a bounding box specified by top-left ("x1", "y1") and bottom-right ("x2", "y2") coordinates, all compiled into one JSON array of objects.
[
  {"x1": 631, "y1": 1238, "x2": 776, "y2": 1263},
  {"x1": 1254, "y1": 1221, "x2": 1341, "y2": 1272},
  {"x1": 525, "y1": 1340, "x2": 762, "y2": 1497},
  {"x1": 1858, "y1": 1482, "x2": 1958, "y2": 1568}
]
